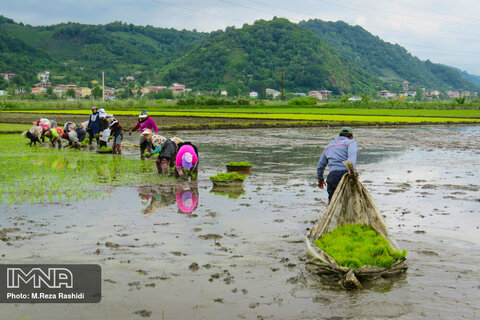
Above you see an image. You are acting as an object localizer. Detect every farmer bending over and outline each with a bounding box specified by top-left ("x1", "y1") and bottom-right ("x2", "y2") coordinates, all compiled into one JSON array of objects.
[
  {"x1": 175, "y1": 142, "x2": 199, "y2": 180},
  {"x1": 148, "y1": 136, "x2": 178, "y2": 175},
  {"x1": 317, "y1": 127, "x2": 357, "y2": 203},
  {"x1": 128, "y1": 110, "x2": 158, "y2": 159},
  {"x1": 25, "y1": 125, "x2": 44, "y2": 146}
]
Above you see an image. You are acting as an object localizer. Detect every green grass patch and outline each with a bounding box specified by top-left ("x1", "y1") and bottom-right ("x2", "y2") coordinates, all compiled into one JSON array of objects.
[
  {"x1": 228, "y1": 161, "x2": 252, "y2": 166},
  {"x1": 0, "y1": 123, "x2": 32, "y2": 132},
  {"x1": 0, "y1": 134, "x2": 169, "y2": 204},
  {"x1": 314, "y1": 224, "x2": 407, "y2": 269},
  {"x1": 209, "y1": 172, "x2": 246, "y2": 181}
]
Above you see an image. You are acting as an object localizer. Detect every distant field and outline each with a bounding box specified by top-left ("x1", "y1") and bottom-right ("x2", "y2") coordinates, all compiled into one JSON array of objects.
[
  {"x1": 3, "y1": 109, "x2": 480, "y2": 124},
  {"x1": 0, "y1": 123, "x2": 31, "y2": 132}
]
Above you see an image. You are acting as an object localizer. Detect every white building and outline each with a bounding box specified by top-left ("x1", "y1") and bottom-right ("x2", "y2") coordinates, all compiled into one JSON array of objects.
[
  {"x1": 266, "y1": 88, "x2": 281, "y2": 98},
  {"x1": 348, "y1": 96, "x2": 362, "y2": 102}
]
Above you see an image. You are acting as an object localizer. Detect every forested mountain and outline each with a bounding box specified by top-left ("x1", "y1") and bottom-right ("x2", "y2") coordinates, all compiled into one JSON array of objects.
[
  {"x1": 299, "y1": 19, "x2": 477, "y2": 91},
  {"x1": 0, "y1": 15, "x2": 206, "y2": 85},
  {"x1": 0, "y1": 14, "x2": 478, "y2": 93},
  {"x1": 454, "y1": 68, "x2": 480, "y2": 87},
  {"x1": 158, "y1": 18, "x2": 381, "y2": 94}
]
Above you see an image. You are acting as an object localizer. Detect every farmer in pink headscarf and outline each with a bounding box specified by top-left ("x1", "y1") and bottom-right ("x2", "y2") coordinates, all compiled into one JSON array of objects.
[{"x1": 175, "y1": 142, "x2": 198, "y2": 179}]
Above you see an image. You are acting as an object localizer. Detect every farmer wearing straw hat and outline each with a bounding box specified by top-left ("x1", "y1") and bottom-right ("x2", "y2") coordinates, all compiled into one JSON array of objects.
[
  {"x1": 129, "y1": 110, "x2": 158, "y2": 159},
  {"x1": 317, "y1": 127, "x2": 358, "y2": 203}
]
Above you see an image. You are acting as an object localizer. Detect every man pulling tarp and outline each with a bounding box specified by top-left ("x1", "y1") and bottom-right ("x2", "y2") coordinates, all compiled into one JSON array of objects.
[{"x1": 308, "y1": 128, "x2": 407, "y2": 290}]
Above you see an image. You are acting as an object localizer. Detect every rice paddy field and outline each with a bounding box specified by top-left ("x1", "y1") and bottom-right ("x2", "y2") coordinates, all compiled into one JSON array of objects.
[{"x1": 0, "y1": 123, "x2": 479, "y2": 319}]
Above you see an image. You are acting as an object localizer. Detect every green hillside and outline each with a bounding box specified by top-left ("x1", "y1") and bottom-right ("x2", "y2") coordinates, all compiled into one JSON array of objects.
[
  {"x1": 299, "y1": 19, "x2": 477, "y2": 91},
  {"x1": 158, "y1": 18, "x2": 381, "y2": 94},
  {"x1": 0, "y1": 14, "x2": 477, "y2": 93},
  {"x1": 0, "y1": 15, "x2": 206, "y2": 86}
]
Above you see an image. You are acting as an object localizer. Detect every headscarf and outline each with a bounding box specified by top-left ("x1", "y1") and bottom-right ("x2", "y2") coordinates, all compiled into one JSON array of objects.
[
  {"x1": 170, "y1": 136, "x2": 184, "y2": 145},
  {"x1": 151, "y1": 135, "x2": 166, "y2": 148},
  {"x1": 98, "y1": 108, "x2": 106, "y2": 118}
]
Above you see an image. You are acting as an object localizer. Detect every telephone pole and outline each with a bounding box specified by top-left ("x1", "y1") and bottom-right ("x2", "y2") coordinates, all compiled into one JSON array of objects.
[
  {"x1": 102, "y1": 71, "x2": 105, "y2": 102},
  {"x1": 281, "y1": 69, "x2": 285, "y2": 101}
]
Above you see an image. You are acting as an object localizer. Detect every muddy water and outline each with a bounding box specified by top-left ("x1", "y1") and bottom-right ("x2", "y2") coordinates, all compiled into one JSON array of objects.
[{"x1": 1, "y1": 125, "x2": 479, "y2": 319}]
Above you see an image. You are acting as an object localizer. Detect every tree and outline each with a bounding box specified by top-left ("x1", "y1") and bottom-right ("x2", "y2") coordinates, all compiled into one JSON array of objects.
[
  {"x1": 92, "y1": 86, "x2": 102, "y2": 99},
  {"x1": 11, "y1": 75, "x2": 26, "y2": 87},
  {"x1": 454, "y1": 96, "x2": 466, "y2": 104},
  {"x1": 415, "y1": 88, "x2": 423, "y2": 101},
  {"x1": 66, "y1": 88, "x2": 76, "y2": 98}
]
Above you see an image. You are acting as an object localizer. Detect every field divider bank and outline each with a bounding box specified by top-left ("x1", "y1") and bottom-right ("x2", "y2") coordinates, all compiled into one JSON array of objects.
[{"x1": 2, "y1": 110, "x2": 480, "y2": 124}]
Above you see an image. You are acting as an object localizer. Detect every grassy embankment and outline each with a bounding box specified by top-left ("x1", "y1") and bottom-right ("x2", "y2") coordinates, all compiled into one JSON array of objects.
[{"x1": 1, "y1": 99, "x2": 479, "y2": 131}]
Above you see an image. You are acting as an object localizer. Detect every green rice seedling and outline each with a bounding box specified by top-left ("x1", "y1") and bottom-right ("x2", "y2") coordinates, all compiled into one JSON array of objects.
[
  {"x1": 228, "y1": 161, "x2": 252, "y2": 166},
  {"x1": 209, "y1": 172, "x2": 246, "y2": 181},
  {"x1": 314, "y1": 224, "x2": 407, "y2": 269}
]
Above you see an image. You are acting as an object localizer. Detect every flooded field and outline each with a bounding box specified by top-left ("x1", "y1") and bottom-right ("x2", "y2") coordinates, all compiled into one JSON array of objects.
[{"x1": 1, "y1": 125, "x2": 479, "y2": 319}]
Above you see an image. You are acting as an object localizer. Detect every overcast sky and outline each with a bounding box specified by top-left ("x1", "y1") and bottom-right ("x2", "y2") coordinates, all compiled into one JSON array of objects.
[{"x1": 2, "y1": 0, "x2": 480, "y2": 75}]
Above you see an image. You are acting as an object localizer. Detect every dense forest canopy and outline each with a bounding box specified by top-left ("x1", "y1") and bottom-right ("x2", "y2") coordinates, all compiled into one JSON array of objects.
[{"x1": 0, "y1": 14, "x2": 477, "y2": 93}]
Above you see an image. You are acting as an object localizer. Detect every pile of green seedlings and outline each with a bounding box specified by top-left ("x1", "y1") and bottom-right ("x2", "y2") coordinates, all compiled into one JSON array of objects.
[
  {"x1": 0, "y1": 135, "x2": 171, "y2": 205},
  {"x1": 209, "y1": 172, "x2": 246, "y2": 181},
  {"x1": 228, "y1": 161, "x2": 252, "y2": 166},
  {"x1": 314, "y1": 224, "x2": 407, "y2": 269}
]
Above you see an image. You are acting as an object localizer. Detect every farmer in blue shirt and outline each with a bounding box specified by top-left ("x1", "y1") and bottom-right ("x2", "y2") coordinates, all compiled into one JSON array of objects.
[
  {"x1": 317, "y1": 127, "x2": 358, "y2": 203},
  {"x1": 86, "y1": 106, "x2": 100, "y2": 145}
]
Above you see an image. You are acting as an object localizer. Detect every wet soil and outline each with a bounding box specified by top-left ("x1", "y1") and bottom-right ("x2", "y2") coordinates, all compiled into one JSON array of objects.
[{"x1": 0, "y1": 125, "x2": 479, "y2": 319}]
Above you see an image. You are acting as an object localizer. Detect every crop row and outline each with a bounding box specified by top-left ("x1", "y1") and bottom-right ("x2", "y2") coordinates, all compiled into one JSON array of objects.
[{"x1": 4, "y1": 110, "x2": 480, "y2": 123}]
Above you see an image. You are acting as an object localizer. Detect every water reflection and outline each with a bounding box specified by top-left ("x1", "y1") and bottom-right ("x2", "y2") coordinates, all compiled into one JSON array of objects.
[
  {"x1": 175, "y1": 184, "x2": 199, "y2": 213},
  {"x1": 138, "y1": 183, "x2": 199, "y2": 216},
  {"x1": 210, "y1": 185, "x2": 246, "y2": 199}
]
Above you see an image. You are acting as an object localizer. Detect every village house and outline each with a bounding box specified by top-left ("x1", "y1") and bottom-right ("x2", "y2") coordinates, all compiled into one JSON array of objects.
[
  {"x1": 266, "y1": 88, "x2": 281, "y2": 98},
  {"x1": 103, "y1": 86, "x2": 116, "y2": 99},
  {"x1": 0, "y1": 90, "x2": 6, "y2": 96},
  {"x1": 31, "y1": 87, "x2": 47, "y2": 95},
  {"x1": 144, "y1": 86, "x2": 167, "y2": 94},
  {"x1": 378, "y1": 90, "x2": 391, "y2": 98},
  {"x1": 429, "y1": 90, "x2": 440, "y2": 97},
  {"x1": 308, "y1": 90, "x2": 331, "y2": 100},
  {"x1": 53, "y1": 84, "x2": 77, "y2": 96},
  {"x1": 460, "y1": 91, "x2": 470, "y2": 97},
  {"x1": 75, "y1": 87, "x2": 92, "y2": 98},
  {"x1": 0, "y1": 73, "x2": 16, "y2": 81},
  {"x1": 169, "y1": 83, "x2": 191, "y2": 95},
  {"x1": 220, "y1": 90, "x2": 228, "y2": 96},
  {"x1": 447, "y1": 90, "x2": 459, "y2": 98},
  {"x1": 37, "y1": 71, "x2": 50, "y2": 83},
  {"x1": 249, "y1": 91, "x2": 258, "y2": 98}
]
